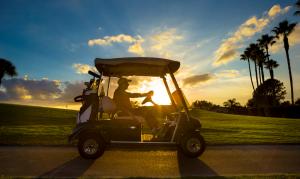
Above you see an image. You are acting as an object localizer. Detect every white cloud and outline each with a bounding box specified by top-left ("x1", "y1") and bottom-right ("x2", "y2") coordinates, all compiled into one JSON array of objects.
[
  {"x1": 150, "y1": 28, "x2": 183, "y2": 51},
  {"x1": 128, "y1": 43, "x2": 144, "y2": 55},
  {"x1": 88, "y1": 34, "x2": 145, "y2": 55},
  {"x1": 72, "y1": 63, "x2": 98, "y2": 75},
  {"x1": 214, "y1": 70, "x2": 240, "y2": 77},
  {"x1": 98, "y1": 27, "x2": 102, "y2": 30},
  {"x1": 267, "y1": 5, "x2": 292, "y2": 19},
  {"x1": 213, "y1": 4, "x2": 291, "y2": 66}
]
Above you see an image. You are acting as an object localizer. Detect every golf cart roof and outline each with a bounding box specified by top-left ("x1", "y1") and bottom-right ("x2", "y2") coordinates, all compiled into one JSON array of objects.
[{"x1": 94, "y1": 57, "x2": 180, "y2": 77}]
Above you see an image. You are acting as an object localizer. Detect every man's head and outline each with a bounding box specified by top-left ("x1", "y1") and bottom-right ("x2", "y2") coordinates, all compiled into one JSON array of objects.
[{"x1": 117, "y1": 78, "x2": 132, "y2": 90}]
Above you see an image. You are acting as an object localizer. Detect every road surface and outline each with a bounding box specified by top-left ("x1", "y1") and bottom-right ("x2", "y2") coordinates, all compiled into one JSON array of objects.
[{"x1": 0, "y1": 145, "x2": 300, "y2": 177}]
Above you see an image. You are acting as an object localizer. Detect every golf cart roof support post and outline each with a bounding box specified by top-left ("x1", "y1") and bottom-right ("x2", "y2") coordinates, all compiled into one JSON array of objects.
[
  {"x1": 107, "y1": 76, "x2": 111, "y2": 96},
  {"x1": 162, "y1": 75, "x2": 178, "y2": 112},
  {"x1": 167, "y1": 66, "x2": 190, "y2": 121}
]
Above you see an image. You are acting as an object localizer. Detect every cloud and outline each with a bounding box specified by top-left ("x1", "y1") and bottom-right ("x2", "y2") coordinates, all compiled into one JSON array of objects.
[
  {"x1": 268, "y1": 5, "x2": 292, "y2": 19},
  {"x1": 98, "y1": 27, "x2": 102, "y2": 30},
  {"x1": 128, "y1": 43, "x2": 144, "y2": 55},
  {"x1": 69, "y1": 43, "x2": 79, "y2": 52},
  {"x1": 24, "y1": 74, "x2": 27, "y2": 78},
  {"x1": 269, "y1": 26, "x2": 300, "y2": 53},
  {"x1": 150, "y1": 28, "x2": 183, "y2": 51},
  {"x1": 58, "y1": 81, "x2": 86, "y2": 102},
  {"x1": 0, "y1": 78, "x2": 62, "y2": 101},
  {"x1": 88, "y1": 34, "x2": 145, "y2": 55},
  {"x1": 0, "y1": 78, "x2": 89, "y2": 109},
  {"x1": 213, "y1": 4, "x2": 291, "y2": 66},
  {"x1": 88, "y1": 34, "x2": 138, "y2": 46},
  {"x1": 181, "y1": 72, "x2": 216, "y2": 87},
  {"x1": 72, "y1": 63, "x2": 98, "y2": 75},
  {"x1": 214, "y1": 70, "x2": 240, "y2": 77}
]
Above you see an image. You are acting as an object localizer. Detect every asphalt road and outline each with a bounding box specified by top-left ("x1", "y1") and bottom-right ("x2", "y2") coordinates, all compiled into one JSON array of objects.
[{"x1": 0, "y1": 145, "x2": 300, "y2": 178}]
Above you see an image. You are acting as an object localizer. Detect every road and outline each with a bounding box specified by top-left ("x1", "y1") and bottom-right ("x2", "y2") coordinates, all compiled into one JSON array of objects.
[{"x1": 0, "y1": 145, "x2": 300, "y2": 177}]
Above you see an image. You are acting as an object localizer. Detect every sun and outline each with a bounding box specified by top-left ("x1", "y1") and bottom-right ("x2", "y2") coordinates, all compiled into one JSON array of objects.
[{"x1": 151, "y1": 82, "x2": 171, "y2": 105}]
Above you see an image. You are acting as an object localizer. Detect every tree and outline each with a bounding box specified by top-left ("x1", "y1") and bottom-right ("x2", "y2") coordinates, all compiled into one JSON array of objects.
[
  {"x1": 264, "y1": 59, "x2": 280, "y2": 103},
  {"x1": 251, "y1": 78, "x2": 287, "y2": 107},
  {"x1": 271, "y1": 20, "x2": 297, "y2": 105},
  {"x1": 294, "y1": 0, "x2": 300, "y2": 16},
  {"x1": 240, "y1": 47, "x2": 255, "y2": 91},
  {"x1": 192, "y1": 100, "x2": 219, "y2": 111},
  {"x1": 223, "y1": 98, "x2": 241, "y2": 109},
  {"x1": 249, "y1": 43, "x2": 262, "y2": 106},
  {"x1": 255, "y1": 48, "x2": 268, "y2": 106},
  {"x1": 295, "y1": 98, "x2": 300, "y2": 106},
  {"x1": 257, "y1": 34, "x2": 277, "y2": 106},
  {"x1": 0, "y1": 58, "x2": 18, "y2": 86}
]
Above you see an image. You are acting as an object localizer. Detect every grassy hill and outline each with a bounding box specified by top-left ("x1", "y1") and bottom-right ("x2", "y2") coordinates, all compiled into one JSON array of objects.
[{"x1": 0, "y1": 103, "x2": 299, "y2": 146}]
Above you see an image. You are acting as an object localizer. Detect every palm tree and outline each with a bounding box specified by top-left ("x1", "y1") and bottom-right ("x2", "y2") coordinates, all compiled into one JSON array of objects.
[
  {"x1": 271, "y1": 20, "x2": 297, "y2": 105},
  {"x1": 223, "y1": 98, "x2": 241, "y2": 109},
  {"x1": 294, "y1": 0, "x2": 300, "y2": 16},
  {"x1": 240, "y1": 47, "x2": 255, "y2": 91},
  {"x1": 249, "y1": 43, "x2": 262, "y2": 106},
  {"x1": 257, "y1": 34, "x2": 277, "y2": 106},
  {"x1": 264, "y1": 59, "x2": 280, "y2": 80},
  {"x1": 265, "y1": 59, "x2": 280, "y2": 105},
  {"x1": 256, "y1": 48, "x2": 268, "y2": 107},
  {"x1": 0, "y1": 58, "x2": 18, "y2": 86}
]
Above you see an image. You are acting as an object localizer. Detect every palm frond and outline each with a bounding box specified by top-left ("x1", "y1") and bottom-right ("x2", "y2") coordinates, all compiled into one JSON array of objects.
[{"x1": 294, "y1": 11, "x2": 300, "y2": 16}]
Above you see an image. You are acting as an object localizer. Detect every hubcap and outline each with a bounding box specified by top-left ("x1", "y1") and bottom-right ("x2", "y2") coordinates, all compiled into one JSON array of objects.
[
  {"x1": 83, "y1": 139, "x2": 98, "y2": 154},
  {"x1": 187, "y1": 138, "x2": 201, "y2": 153}
]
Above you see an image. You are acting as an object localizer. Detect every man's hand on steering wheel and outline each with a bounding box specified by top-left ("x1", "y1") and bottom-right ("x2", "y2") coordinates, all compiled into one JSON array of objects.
[{"x1": 142, "y1": 90, "x2": 156, "y2": 105}]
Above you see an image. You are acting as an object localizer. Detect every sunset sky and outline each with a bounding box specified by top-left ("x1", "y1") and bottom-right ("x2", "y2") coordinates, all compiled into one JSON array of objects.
[{"x1": 1, "y1": 0, "x2": 299, "y2": 110}]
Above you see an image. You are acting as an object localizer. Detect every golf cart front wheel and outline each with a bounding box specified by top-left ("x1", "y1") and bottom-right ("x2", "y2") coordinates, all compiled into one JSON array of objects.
[
  {"x1": 179, "y1": 133, "x2": 205, "y2": 158},
  {"x1": 78, "y1": 134, "x2": 106, "y2": 159}
]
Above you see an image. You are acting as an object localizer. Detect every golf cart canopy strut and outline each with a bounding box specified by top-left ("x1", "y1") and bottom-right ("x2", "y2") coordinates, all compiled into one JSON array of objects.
[{"x1": 95, "y1": 57, "x2": 180, "y2": 77}]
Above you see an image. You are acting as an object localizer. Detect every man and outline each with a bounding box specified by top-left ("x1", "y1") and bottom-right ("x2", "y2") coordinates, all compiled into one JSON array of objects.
[{"x1": 113, "y1": 77, "x2": 160, "y2": 135}]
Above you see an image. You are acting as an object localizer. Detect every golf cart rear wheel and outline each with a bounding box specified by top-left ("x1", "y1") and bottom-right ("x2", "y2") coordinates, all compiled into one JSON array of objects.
[
  {"x1": 78, "y1": 134, "x2": 106, "y2": 159},
  {"x1": 179, "y1": 133, "x2": 205, "y2": 158}
]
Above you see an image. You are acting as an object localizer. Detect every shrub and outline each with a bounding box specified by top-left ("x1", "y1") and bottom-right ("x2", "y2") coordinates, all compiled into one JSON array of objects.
[
  {"x1": 258, "y1": 107, "x2": 265, "y2": 117},
  {"x1": 249, "y1": 108, "x2": 258, "y2": 116}
]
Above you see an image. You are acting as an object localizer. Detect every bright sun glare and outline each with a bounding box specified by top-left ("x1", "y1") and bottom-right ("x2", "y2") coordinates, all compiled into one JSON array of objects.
[{"x1": 133, "y1": 77, "x2": 172, "y2": 106}]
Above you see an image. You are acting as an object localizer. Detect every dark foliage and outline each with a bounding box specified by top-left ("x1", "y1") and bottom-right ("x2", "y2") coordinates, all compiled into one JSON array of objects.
[
  {"x1": 247, "y1": 78, "x2": 286, "y2": 107},
  {"x1": 192, "y1": 100, "x2": 219, "y2": 111}
]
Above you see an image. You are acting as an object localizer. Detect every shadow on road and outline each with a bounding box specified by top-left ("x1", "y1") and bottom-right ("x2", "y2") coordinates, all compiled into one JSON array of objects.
[
  {"x1": 38, "y1": 156, "x2": 95, "y2": 178},
  {"x1": 177, "y1": 150, "x2": 219, "y2": 177}
]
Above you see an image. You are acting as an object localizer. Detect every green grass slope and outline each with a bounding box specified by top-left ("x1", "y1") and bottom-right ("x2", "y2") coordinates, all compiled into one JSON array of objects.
[
  {"x1": 190, "y1": 109, "x2": 300, "y2": 145},
  {"x1": 0, "y1": 103, "x2": 299, "y2": 146}
]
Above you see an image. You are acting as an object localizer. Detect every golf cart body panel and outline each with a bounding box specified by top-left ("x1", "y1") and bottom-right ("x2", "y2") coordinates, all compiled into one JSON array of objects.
[
  {"x1": 69, "y1": 120, "x2": 142, "y2": 142},
  {"x1": 69, "y1": 57, "x2": 205, "y2": 159},
  {"x1": 95, "y1": 57, "x2": 180, "y2": 77}
]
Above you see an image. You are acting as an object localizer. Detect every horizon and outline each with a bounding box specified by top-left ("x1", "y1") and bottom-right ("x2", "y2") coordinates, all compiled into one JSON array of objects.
[{"x1": 0, "y1": 0, "x2": 299, "y2": 110}]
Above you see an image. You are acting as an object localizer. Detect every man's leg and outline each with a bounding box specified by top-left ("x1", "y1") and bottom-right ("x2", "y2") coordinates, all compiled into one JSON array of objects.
[{"x1": 134, "y1": 107, "x2": 159, "y2": 130}]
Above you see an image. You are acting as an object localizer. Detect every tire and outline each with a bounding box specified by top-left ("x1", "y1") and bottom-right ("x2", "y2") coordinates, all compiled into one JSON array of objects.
[
  {"x1": 179, "y1": 133, "x2": 206, "y2": 158},
  {"x1": 78, "y1": 134, "x2": 106, "y2": 159}
]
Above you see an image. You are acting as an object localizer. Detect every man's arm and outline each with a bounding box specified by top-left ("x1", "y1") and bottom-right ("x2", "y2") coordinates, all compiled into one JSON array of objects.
[{"x1": 129, "y1": 91, "x2": 153, "y2": 98}]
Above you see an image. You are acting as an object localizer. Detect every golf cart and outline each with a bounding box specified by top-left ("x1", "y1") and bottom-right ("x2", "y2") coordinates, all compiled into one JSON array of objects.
[{"x1": 68, "y1": 57, "x2": 205, "y2": 159}]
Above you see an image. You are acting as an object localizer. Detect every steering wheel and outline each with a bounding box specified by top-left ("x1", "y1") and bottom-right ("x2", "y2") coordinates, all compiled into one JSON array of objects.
[{"x1": 141, "y1": 91, "x2": 157, "y2": 106}]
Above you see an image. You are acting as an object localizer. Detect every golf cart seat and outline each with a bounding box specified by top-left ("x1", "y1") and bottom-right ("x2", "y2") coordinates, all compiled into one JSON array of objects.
[{"x1": 102, "y1": 96, "x2": 143, "y2": 123}]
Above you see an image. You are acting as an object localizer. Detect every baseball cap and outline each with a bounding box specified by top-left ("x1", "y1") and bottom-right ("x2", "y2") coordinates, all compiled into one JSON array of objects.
[{"x1": 117, "y1": 78, "x2": 132, "y2": 85}]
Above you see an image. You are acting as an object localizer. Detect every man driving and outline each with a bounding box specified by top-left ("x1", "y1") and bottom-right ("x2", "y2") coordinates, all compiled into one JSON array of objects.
[{"x1": 113, "y1": 77, "x2": 161, "y2": 135}]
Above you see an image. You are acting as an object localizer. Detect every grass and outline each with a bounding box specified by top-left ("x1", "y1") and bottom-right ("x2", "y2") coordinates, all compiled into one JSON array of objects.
[
  {"x1": 0, "y1": 103, "x2": 300, "y2": 146},
  {"x1": 2, "y1": 174, "x2": 300, "y2": 179}
]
